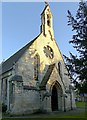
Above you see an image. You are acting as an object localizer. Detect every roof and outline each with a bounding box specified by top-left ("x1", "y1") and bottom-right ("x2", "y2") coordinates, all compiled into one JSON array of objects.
[{"x1": 1, "y1": 34, "x2": 40, "y2": 74}]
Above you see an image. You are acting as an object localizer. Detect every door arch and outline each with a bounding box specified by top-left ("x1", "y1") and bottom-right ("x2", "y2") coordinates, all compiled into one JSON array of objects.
[
  {"x1": 51, "y1": 85, "x2": 58, "y2": 111},
  {"x1": 51, "y1": 82, "x2": 63, "y2": 111}
]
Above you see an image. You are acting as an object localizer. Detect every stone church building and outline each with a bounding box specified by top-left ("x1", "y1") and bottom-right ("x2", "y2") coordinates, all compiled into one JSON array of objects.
[{"x1": 0, "y1": 2, "x2": 76, "y2": 114}]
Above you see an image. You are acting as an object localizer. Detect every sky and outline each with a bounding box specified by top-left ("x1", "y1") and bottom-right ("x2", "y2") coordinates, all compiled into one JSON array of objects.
[{"x1": 1, "y1": 1, "x2": 80, "y2": 63}]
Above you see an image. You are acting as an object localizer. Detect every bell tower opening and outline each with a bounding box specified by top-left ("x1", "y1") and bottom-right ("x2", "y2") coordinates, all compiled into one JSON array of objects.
[
  {"x1": 47, "y1": 14, "x2": 51, "y2": 27},
  {"x1": 47, "y1": 20, "x2": 50, "y2": 26}
]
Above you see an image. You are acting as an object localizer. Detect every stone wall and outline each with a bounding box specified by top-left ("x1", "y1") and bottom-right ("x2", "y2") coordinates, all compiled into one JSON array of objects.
[
  {"x1": 11, "y1": 89, "x2": 40, "y2": 114},
  {"x1": 0, "y1": 70, "x2": 15, "y2": 111},
  {"x1": 0, "y1": 31, "x2": 76, "y2": 114},
  {"x1": 9, "y1": 80, "x2": 40, "y2": 114},
  {"x1": 15, "y1": 33, "x2": 64, "y2": 87}
]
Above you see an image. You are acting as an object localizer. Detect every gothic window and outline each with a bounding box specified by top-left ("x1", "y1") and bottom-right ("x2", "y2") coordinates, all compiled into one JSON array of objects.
[
  {"x1": 47, "y1": 20, "x2": 50, "y2": 26},
  {"x1": 47, "y1": 9, "x2": 50, "y2": 12},
  {"x1": 34, "y1": 54, "x2": 40, "y2": 80},
  {"x1": 47, "y1": 14, "x2": 50, "y2": 19}
]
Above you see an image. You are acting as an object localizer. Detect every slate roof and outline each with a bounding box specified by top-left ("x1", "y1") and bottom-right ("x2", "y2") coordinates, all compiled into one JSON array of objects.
[{"x1": 1, "y1": 34, "x2": 40, "y2": 74}]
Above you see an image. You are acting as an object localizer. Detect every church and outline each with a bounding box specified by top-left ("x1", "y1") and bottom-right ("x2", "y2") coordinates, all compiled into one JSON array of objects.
[{"x1": 0, "y1": 2, "x2": 76, "y2": 114}]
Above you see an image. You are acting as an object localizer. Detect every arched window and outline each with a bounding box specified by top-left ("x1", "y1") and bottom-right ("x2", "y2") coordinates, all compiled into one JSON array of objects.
[
  {"x1": 47, "y1": 20, "x2": 50, "y2": 26},
  {"x1": 47, "y1": 14, "x2": 50, "y2": 19},
  {"x1": 34, "y1": 54, "x2": 40, "y2": 80}
]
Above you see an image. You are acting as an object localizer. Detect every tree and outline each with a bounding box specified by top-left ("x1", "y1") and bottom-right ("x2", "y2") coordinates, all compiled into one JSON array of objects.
[{"x1": 64, "y1": 1, "x2": 87, "y2": 94}]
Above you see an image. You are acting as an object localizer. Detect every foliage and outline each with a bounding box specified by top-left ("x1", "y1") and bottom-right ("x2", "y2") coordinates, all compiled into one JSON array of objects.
[{"x1": 64, "y1": 1, "x2": 87, "y2": 94}]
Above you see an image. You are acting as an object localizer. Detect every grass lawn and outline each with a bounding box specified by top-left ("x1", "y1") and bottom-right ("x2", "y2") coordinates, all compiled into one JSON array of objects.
[
  {"x1": 76, "y1": 101, "x2": 86, "y2": 108},
  {"x1": 62, "y1": 112, "x2": 86, "y2": 118},
  {"x1": 63, "y1": 101, "x2": 87, "y2": 118}
]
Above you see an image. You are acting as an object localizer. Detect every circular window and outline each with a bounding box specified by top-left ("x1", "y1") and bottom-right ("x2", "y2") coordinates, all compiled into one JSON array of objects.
[{"x1": 43, "y1": 45, "x2": 54, "y2": 59}]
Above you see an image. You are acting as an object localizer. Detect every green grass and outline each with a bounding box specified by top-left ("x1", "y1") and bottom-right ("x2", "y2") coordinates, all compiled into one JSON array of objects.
[
  {"x1": 76, "y1": 101, "x2": 86, "y2": 108},
  {"x1": 62, "y1": 112, "x2": 87, "y2": 118}
]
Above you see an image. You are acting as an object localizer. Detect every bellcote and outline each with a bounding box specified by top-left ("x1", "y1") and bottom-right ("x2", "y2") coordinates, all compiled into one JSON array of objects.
[{"x1": 40, "y1": 2, "x2": 54, "y2": 39}]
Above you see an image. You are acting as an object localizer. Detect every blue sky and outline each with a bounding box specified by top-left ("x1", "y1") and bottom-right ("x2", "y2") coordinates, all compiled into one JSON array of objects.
[{"x1": 2, "y1": 2, "x2": 79, "y2": 63}]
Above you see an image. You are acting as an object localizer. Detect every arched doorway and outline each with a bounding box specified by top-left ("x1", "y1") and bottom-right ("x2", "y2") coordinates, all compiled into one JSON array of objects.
[
  {"x1": 51, "y1": 82, "x2": 63, "y2": 111},
  {"x1": 51, "y1": 85, "x2": 58, "y2": 111}
]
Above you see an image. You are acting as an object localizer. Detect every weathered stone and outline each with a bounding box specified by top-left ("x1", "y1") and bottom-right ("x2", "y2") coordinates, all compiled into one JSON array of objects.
[{"x1": 0, "y1": 2, "x2": 76, "y2": 115}]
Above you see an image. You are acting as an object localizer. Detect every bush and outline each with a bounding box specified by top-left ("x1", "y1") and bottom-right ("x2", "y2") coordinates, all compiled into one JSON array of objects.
[{"x1": 2, "y1": 103, "x2": 7, "y2": 113}]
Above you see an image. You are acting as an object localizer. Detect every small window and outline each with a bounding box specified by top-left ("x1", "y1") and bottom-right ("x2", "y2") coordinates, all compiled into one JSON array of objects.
[
  {"x1": 47, "y1": 14, "x2": 51, "y2": 27},
  {"x1": 47, "y1": 14, "x2": 50, "y2": 19},
  {"x1": 47, "y1": 20, "x2": 50, "y2": 26},
  {"x1": 34, "y1": 54, "x2": 40, "y2": 80}
]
